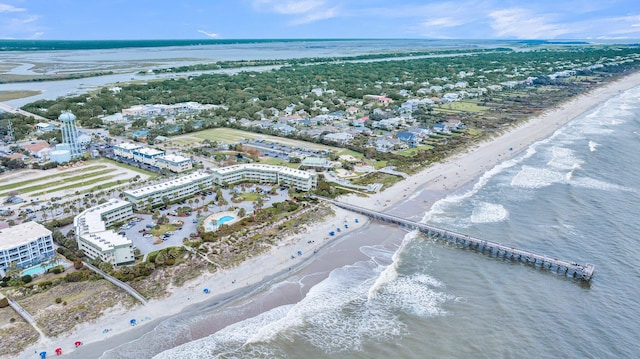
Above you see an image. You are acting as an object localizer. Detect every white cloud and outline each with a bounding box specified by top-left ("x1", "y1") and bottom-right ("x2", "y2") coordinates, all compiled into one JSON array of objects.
[
  {"x1": 0, "y1": 3, "x2": 26, "y2": 12},
  {"x1": 252, "y1": 0, "x2": 339, "y2": 24},
  {"x1": 197, "y1": 30, "x2": 219, "y2": 38},
  {"x1": 489, "y1": 8, "x2": 568, "y2": 39},
  {"x1": 422, "y1": 17, "x2": 467, "y2": 28},
  {"x1": 253, "y1": 0, "x2": 324, "y2": 14},
  {"x1": 290, "y1": 7, "x2": 338, "y2": 25}
]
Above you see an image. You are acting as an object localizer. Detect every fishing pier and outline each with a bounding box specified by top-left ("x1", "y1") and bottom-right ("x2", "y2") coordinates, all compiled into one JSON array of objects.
[{"x1": 318, "y1": 197, "x2": 595, "y2": 281}]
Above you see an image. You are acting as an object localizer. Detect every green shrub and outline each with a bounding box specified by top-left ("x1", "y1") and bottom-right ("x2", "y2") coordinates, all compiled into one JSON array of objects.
[
  {"x1": 21, "y1": 274, "x2": 32, "y2": 284},
  {"x1": 55, "y1": 297, "x2": 62, "y2": 304},
  {"x1": 0, "y1": 297, "x2": 8, "y2": 308}
]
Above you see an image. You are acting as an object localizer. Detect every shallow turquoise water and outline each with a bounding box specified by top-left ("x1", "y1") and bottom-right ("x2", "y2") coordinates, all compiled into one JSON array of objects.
[{"x1": 217, "y1": 216, "x2": 234, "y2": 225}]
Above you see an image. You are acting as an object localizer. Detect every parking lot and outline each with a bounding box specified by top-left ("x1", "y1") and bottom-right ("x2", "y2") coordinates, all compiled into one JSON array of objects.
[{"x1": 117, "y1": 184, "x2": 291, "y2": 257}]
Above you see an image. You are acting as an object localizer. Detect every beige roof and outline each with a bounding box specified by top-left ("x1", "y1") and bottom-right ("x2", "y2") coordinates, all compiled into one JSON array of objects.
[{"x1": 0, "y1": 221, "x2": 52, "y2": 250}]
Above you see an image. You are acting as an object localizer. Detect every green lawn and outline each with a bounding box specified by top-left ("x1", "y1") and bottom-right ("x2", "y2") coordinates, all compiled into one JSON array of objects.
[
  {"x1": 178, "y1": 128, "x2": 341, "y2": 152},
  {"x1": 30, "y1": 175, "x2": 118, "y2": 196},
  {"x1": 396, "y1": 144, "x2": 435, "y2": 157},
  {"x1": 0, "y1": 169, "x2": 115, "y2": 197},
  {"x1": 336, "y1": 149, "x2": 364, "y2": 159},
  {"x1": 437, "y1": 101, "x2": 490, "y2": 113},
  {"x1": 0, "y1": 165, "x2": 108, "y2": 192}
]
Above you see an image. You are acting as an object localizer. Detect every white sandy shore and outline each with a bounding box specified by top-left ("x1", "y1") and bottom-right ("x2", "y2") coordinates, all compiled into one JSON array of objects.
[
  {"x1": 15, "y1": 71, "x2": 640, "y2": 359},
  {"x1": 16, "y1": 207, "x2": 370, "y2": 358}
]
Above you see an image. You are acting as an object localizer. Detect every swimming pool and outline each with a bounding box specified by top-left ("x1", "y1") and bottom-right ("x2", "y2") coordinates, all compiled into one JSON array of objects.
[
  {"x1": 217, "y1": 215, "x2": 235, "y2": 225},
  {"x1": 21, "y1": 262, "x2": 60, "y2": 276}
]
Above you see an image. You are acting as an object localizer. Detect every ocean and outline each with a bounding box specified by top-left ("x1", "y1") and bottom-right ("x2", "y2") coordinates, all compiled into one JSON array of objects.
[{"x1": 91, "y1": 75, "x2": 640, "y2": 357}]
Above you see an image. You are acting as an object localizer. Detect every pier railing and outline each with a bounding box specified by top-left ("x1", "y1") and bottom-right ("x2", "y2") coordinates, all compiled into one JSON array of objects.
[{"x1": 316, "y1": 197, "x2": 595, "y2": 281}]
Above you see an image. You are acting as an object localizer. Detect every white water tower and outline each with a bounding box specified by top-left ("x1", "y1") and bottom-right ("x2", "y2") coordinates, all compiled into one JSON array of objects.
[{"x1": 59, "y1": 111, "x2": 82, "y2": 159}]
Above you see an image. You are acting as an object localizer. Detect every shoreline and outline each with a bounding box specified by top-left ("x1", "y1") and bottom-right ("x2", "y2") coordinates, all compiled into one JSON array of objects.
[{"x1": 13, "y1": 70, "x2": 640, "y2": 359}]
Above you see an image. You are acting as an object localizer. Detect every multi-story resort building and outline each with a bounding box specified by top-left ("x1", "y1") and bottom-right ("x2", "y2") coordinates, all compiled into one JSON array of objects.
[
  {"x1": 210, "y1": 164, "x2": 317, "y2": 191},
  {"x1": 156, "y1": 154, "x2": 193, "y2": 173},
  {"x1": 113, "y1": 142, "x2": 143, "y2": 159},
  {"x1": 113, "y1": 143, "x2": 192, "y2": 173},
  {"x1": 123, "y1": 171, "x2": 213, "y2": 209},
  {"x1": 0, "y1": 221, "x2": 54, "y2": 276},
  {"x1": 73, "y1": 199, "x2": 135, "y2": 266},
  {"x1": 133, "y1": 147, "x2": 165, "y2": 166}
]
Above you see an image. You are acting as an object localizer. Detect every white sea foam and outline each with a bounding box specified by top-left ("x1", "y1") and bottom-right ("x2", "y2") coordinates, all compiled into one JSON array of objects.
[
  {"x1": 422, "y1": 147, "x2": 534, "y2": 224},
  {"x1": 240, "y1": 233, "x2": 450, "y2": 354},
  {"x1": 511, "y1": 165, "x2": 565, "y2": 188},
  {"x1": 470, "y1": 202, "x2": 509, "y2": 223},
  {"x1": 367, "y1": 232, "x2": 417, "y2": 300},
  {"x1": 588, "y1": 141, "x2": 599, "y2": 152},
  {"x1": 547, "y1": 146, "x2": 583, "y2": 170},
  {"x1": 571, "y1": 177, "x2": 636, "y2": 192},
  {"x1": 152, "y1": 305, "x2": 292, "y2": 359}
]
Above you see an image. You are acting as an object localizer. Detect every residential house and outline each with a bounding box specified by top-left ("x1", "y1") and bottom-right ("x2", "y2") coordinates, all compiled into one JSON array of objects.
[
  {"x1": 397, "y1": 132, "x2": 419, "y2": 148},
  {"x1": 433, "y1": 123, "x2": 451, "y2": 134},
  {"x1": 323, "y1": 132, "x2": 354, "y2": 145},
  {"x1": 363, "y1": 95, "x2": 393, "y2": 105}
]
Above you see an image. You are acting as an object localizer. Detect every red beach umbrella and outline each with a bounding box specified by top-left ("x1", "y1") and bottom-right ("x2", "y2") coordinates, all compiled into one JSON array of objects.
[
  {"x1": 74, "y1": 341, "x2": 82, "y2": 347},
  {"x1": 55, "y1": 347, "x2": 62, "y2": 355}
]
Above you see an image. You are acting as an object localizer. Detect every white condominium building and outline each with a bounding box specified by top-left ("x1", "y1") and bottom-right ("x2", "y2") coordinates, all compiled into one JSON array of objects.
[
  {"x1": 210, "y1": 164, "x2": 317, "y2": 191},
  {"x1": 133, "y1": 147, "x2": 165, "y2": 166},
  {"x1": 123, "y1": 171, "x2": 213, "y2": 209},
  {"x1": 156, "y1": 154, "x2": 193, "y2": 173},
  {"x1": 113, "y1": 143, "x2": 143, "y2": 159},
  {"x1": 0, "y1": 221, "x2": 54, "y2": 276},
  {"x1": 74, "y1": 199, "x2": 135, "y2": 266}
]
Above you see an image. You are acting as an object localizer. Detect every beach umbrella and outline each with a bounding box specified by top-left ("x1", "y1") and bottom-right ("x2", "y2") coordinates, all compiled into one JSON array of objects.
[
  {"x1": 55, "y1": 348, "x2": 62, "y2": 355},
  {"x1": 74, "y1": 341, "x2": 82, "y2": 347},
  {"x1": 203, "y1": 288, "x2": 210, "y2": 294},
  {"x1": 130, "y1": 319, "x2": 137, "y2": 326},
  {"x1": 39, "y1": 352, "x2": 46, "y2": 359}
]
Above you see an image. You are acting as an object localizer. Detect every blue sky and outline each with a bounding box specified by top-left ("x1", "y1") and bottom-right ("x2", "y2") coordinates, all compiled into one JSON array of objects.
[{"x1": 1, "y1": 0, "x2": 639, "y2": 40}]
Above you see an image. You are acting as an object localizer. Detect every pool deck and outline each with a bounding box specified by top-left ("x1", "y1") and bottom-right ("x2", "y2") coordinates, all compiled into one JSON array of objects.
[{"x1": 203, "y1": 211, "x2": 239, "y2": 232}]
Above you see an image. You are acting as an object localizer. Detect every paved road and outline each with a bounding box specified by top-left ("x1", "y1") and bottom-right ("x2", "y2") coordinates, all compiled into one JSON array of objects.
[{"x1": 0, "y1": 103, "x2": 53, "y2": 123}]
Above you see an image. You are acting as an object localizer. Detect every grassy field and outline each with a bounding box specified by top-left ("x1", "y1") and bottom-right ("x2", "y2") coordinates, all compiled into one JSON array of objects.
[
  {"x1": 0, "y1": 90, "x2": 41, "y2": 101},
  {"x1": 0, "y1": 169, "x2": 115, "y2": 196},
  {"x1": 30, "y1": 174, "x2": 121, "y2": 196},
  {"x1": 0, "y1": 165, "x2": 109, "y2": 192},
  {"x1": 395, "y1": 144, "x2": 435, "y2": 157},
  {"x1": 437, "y1": 101, "x2": 490, "y2": 113},
  {"x1": 97, "y1": 158, "x2": 158, "y2": 176},
  {"x1": 174, "y1": 128, "x2": 342, "y2": 152}
]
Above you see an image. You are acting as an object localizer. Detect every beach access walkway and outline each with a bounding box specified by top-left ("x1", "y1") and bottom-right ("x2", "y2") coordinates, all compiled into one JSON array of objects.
[
  {"x1": 6, "y1": 296, "x2": 46, "y2": 338},
  {"x1": 83, "y1": 262, "x2": 148, "y2": 305},
  {"x1": 316, "y1": 196, "x2": 595, "y2": 281}
]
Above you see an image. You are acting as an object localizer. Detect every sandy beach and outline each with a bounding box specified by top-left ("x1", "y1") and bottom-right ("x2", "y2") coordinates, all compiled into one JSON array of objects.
[{"x1": 14, "y1": 70, "x2": 640, "y2": 359}]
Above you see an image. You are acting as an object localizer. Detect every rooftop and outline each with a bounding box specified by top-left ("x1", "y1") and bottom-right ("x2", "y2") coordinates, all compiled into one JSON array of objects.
[
  {"x1": 157, "y1": 154, "x2": 191, "y2": 163},
  {"x1": 213, "y1": 163, "x2": 313, "y2": 179},
  {"x1": 114, "y1": 142, "x2": 143, "y2": 151},
  {"x1": 75, "y1": 199, "x2": 131, "y2": 235},
  {"x1": 0, "y1": 221, "x2": 52, "y2": 250},
  {"x1": 134, "y1": 147, "x2": 165, "y2": 156},
  {"x1": 124, "y1": 171, "x2": 210, "y2": 197}
]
